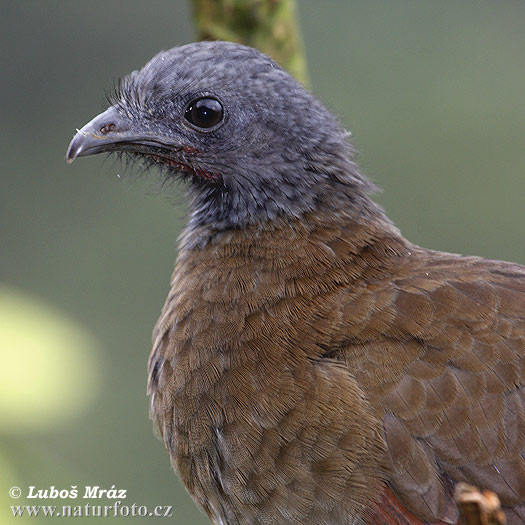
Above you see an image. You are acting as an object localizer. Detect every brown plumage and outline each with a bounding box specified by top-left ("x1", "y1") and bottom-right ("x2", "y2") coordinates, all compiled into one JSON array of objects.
[
  {"x1": 148, "y1": 208, "x2": 525, "y2": 524},
  {"x1": 66, "y1": 42, "x2": 525, "y2": 524}
]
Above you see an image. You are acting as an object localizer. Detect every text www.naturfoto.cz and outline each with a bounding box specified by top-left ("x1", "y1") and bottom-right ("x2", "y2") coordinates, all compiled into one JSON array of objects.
[{"x1": 11, "y1": 502, "x2": 173, "y2": 518}]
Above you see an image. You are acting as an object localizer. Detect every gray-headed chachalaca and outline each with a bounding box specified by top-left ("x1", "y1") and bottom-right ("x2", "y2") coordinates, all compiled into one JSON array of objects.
[{"x1": 67, "y1": 42, "x2": 525, "y2": 524}]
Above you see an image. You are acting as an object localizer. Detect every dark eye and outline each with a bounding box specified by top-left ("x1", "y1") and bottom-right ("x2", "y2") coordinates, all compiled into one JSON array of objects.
[{"x1": 184, "y1": 97, "x2": 223, "y2": 129}]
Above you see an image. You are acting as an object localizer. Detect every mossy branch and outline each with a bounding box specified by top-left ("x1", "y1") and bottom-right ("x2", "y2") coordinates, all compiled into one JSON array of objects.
[{"x1": 191, "y1": 0, "x2": 309, "y2": 87}]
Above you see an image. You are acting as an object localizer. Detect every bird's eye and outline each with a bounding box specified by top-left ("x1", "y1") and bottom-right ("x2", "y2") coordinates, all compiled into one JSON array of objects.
[{"x1": 184, "y1": 97, "x2": 223, "y2": 129}]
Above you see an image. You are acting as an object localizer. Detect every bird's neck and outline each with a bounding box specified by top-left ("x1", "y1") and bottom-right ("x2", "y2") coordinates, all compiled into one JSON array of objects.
[{"x1": 181, "y1": 181, "x2": 392, "y2": 251}]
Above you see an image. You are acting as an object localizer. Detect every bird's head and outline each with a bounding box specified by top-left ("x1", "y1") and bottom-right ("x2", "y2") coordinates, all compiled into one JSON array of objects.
[{"x1": 67, "y1": 41, "x2": 376, "y2": 236}]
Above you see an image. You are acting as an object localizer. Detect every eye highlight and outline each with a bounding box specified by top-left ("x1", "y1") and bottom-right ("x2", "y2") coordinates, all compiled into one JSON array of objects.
[{"x1": 185, "y1": 97, "x2": 223, "y2": 129}]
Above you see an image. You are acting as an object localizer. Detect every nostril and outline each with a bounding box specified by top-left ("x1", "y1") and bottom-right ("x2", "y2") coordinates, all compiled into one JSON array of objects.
[{"x1": 99, "y1": 123, "x2": 116, "y2": 134}]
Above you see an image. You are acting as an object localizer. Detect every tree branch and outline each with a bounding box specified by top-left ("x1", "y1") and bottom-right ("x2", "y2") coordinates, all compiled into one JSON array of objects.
[{"x1": 191, "y1": 0, "x2": 309, "y2": 86}]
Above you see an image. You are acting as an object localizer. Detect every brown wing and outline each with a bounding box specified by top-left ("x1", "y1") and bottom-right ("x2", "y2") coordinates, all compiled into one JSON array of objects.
[{"x1": 338, "y1": 250, "x2": 525, "y2": 523}]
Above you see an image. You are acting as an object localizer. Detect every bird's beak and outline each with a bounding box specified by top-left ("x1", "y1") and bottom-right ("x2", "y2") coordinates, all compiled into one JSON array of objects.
[
  {"x1": 66, "y1": 106, "x2": 132, "y2": 163},
  {"x1": 66, "y1": 106, "x2": 178, "y2": 164}
]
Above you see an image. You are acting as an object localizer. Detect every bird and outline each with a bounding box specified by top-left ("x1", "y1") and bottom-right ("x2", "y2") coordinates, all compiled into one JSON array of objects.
[{"x1": 66, "y1": 41, "x2": 525, "y2": 524}]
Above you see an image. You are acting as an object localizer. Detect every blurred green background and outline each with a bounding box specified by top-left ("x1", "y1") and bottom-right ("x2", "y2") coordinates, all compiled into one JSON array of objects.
[{"x1": 1, "y1": 1, "x2": 524, "y2": 523}]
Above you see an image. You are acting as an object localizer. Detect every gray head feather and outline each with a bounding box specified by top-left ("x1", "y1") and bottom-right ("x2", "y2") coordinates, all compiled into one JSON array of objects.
[{"x1": 108, "y1": 41, "x2": 382, "y2": 235}]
